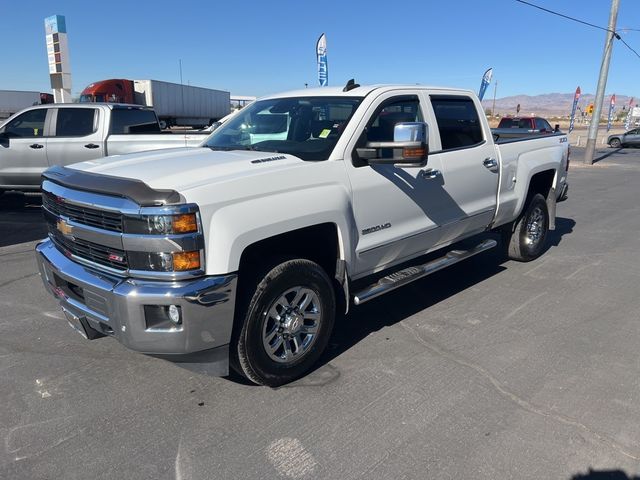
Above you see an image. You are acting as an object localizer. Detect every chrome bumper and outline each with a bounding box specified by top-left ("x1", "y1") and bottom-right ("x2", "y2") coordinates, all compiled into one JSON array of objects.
[{"x1": 36, "y1": 239, "x2": 237, "y2": 372}]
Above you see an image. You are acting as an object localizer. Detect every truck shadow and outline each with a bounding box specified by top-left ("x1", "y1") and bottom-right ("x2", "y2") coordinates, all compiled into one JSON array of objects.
[
  {"x1": 570, "y1": 469, "x2": 640, "y2": 479},
  {"x1": 0, "y1": 192, "x2": 47, "y2": 248},
  {"x1": 315, "y1": 216, "x2": 575, "y2": 378}
]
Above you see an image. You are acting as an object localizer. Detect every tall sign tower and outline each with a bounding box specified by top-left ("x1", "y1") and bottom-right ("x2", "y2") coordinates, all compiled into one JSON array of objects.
[{"x1": 44, "y1": 15, "x2": 72, "y2": 103}]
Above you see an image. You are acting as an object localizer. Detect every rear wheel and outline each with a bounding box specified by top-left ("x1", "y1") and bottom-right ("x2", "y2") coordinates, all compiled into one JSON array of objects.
[
  {"x1": 233, "y1": 259, "x2": 336, "y2": 387},
  {"x1": 504, "y1": 193, "x2": 549, "y2": 262},
  {"x1": 609, "y1": 138, "x2": 622, "y2": 148}
]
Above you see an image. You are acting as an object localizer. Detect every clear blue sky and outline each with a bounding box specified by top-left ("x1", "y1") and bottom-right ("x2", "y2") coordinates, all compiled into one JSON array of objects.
[{"x1": 5, "y1": 0, "x2": 640, "y2": 99}]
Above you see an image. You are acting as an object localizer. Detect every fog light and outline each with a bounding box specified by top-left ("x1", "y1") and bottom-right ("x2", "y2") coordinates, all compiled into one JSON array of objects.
[{"x1": 168, "y1": 304, "x2": 181, "y2": 324}]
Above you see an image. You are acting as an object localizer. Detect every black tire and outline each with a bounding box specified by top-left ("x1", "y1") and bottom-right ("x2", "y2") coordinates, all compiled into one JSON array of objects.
[
  {"x1": 504, "y1": 193, "x2": 549, "y2": 262},
  {"x1": 609, "y1": 138, "x2": 622, "y2": 148},
  {"x1": 233, "y1": 259, "x2": 336, "y2": 387}
]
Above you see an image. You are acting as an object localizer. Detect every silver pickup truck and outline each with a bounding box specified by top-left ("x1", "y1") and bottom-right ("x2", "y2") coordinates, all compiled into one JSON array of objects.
[{"x1": 0, "y1": 103, "x2": 208, "y2": 194}]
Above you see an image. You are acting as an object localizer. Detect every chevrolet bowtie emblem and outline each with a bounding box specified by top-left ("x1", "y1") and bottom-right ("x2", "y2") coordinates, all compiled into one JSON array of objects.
[{"x1": 56, "y1": 219, "x2": 74, "y2": 238}]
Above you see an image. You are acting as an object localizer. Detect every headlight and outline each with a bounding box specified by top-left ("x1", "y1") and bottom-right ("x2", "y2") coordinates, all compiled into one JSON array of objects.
[
  {"x1": 122, "y1": 205, "x2": 204, "y2": 274},
  {"x1": 124, "y1": 213, "x2": 199, "y2": 235}
]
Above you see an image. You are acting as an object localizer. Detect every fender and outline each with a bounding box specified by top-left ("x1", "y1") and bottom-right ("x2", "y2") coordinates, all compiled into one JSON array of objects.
[{"x1": 200, "y1": 180, "x2": 355, "y2": 276}]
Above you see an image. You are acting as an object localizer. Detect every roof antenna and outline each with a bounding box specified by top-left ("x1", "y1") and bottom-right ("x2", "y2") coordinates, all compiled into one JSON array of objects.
[{"x1": 343, "y1": 79, "x2": 360, "y2": 92}]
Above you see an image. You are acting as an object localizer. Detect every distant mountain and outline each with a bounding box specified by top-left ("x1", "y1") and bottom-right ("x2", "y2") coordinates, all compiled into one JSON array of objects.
[{"x1": 481, "y1": 93, "x2": 637, "y2": 117}]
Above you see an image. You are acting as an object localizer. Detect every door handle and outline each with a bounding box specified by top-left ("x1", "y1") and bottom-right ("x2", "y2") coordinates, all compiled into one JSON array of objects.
[
  {"x1": 29, "y1": 143, "x2": 44, "y2": 149},
  {"x1": 419, "y1": 168, "x2": 441, "y2": 180},
  {"x1": 483, "y1": 158, "x2": 498, "y2": 171},
  {"x1": 84, "y1": 143, "x2": 100, "y2": 149}
]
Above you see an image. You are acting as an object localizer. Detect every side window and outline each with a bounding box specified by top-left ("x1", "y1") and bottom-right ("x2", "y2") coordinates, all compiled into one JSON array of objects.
[
  {"x1": 110, "y1": 109, "x2": 161, "y2": 134},
  {"x1": 55, "y1": 108, "x2": 97, "y2": 137},
  {"x1": 430, "y1": 96, "x2": 484, "y2": 151},
  {"x1": 352, "y1": 97, "x2": 422, "y2": 166},
  {"x1": 2, "y1": 109, "x2": 47, "y2": 138},
  {"x1": 366, "y1": 99, "x2": 422, "y2": 143},
  {"x1": 534, "y1": 118, "x2": 549, "y2": 131}
]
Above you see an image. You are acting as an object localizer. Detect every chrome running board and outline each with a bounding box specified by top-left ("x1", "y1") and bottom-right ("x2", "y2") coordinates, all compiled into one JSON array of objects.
[{"x1": 353, "y1": 239, "x2": 497, "y2": 305}]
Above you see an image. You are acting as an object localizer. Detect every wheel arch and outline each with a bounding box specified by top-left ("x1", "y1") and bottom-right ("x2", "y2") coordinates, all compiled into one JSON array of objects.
[{"x1": 236, "y1": 222, "x2": 350, "y2": 315}]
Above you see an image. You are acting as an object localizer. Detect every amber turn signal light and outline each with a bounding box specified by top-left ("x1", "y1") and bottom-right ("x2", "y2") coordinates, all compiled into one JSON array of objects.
[
  {"x1": 173, "y1": 251, "x2": 201, "y2": 271},
  {"x1": 403, "y1": 147, "x2": 426, "y2": 159},
  {"x1": 172, "y1": 213, "x2": 198, "y2": 234}
]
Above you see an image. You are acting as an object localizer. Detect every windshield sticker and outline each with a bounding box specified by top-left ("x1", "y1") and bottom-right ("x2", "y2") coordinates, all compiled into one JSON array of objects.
[{"x1": 319, "y1": 129, "x2": 331, "y2": 138}]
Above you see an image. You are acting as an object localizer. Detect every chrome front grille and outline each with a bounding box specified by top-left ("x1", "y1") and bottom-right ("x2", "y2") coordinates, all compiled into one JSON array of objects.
[
  {"x1": 41, "y1": 178, "x2": 204, "y2": 280},
  {"x1": 48, "y1": 226, "x2": 129, "y2": 270},
  {"x1": 43, "y1": 191, "x2": 123, "y2": 232}
]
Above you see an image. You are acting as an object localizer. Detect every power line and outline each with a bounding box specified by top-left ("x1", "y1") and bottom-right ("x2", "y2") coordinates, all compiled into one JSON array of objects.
[
  {"x1": 515, "y1": 0, "x2": 640, "y2": 60},
  {"x1": 514, "y1": 0, "x2": 614, "y2": 34},
  {"x1": 619, "y1": 37, "x2": 640, "y2": 59}
]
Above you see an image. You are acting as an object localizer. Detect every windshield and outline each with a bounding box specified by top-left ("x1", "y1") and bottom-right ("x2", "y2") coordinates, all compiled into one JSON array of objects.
[
  {"x1": 79, "y1": 94, "x2": 105, "y2": 103},
  {"x1": 204, "y1": 96, "x2": 362, "y2": 161}
]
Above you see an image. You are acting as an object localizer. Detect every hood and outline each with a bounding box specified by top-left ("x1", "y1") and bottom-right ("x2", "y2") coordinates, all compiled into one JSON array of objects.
[{"x1": 68, "y1": 147, "x2": 308, "y2": 192}]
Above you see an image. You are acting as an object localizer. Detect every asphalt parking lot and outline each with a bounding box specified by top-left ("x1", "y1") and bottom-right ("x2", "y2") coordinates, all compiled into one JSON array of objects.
[{"x1": 2, "y1": 147, "x2": 640, "y2": 480}]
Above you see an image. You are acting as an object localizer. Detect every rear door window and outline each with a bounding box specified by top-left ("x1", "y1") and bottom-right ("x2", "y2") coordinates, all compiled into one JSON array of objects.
[
  {"x1": 430, "y1": 95, "x2": 484, "y2": 151},
  {"x1": 110, "y1": 109, "x2": 160, "y2": 134},
  {"x1": 55, "y1": 108, "x2": 97, "y2": 137}
]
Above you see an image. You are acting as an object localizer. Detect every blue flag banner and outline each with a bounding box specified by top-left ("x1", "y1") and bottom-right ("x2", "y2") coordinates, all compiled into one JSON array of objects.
[
  {"x1": 568, "y1": 86, "x2": 581, "y2": 134},
  {"x1": 316, "y1": 34, "x2": 328, "y2": 87},
  {"x1": 607, "y1": 94, "x2": 616, "y2": 132},
  {"x1": 478, "y1": 68, "x2": 493, "y2": 101}
]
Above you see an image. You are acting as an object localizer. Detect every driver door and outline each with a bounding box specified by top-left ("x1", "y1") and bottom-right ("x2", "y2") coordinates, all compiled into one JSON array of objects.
[
  {"x1": 0, "y1": 108, "x2": 53, "y2": 188},
  {"x1": 344, "y1": 91, "x2": 457, "y2": 278}
]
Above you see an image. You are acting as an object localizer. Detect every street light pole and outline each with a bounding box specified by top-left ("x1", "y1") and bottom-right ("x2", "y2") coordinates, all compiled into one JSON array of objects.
[{"x1": 584, "y1": 0, "x2": 620, "y2": 164}]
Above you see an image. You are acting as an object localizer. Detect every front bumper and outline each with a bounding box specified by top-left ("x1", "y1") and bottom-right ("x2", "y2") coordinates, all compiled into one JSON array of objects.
[{"x1": 36, "y1": 239, "x2": 237, "y2": 373}]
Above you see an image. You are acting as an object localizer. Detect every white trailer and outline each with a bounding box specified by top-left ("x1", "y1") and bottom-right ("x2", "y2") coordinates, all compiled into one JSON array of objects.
[
  {"x1": 133, "y1": 80, "x2": 230, "y2": 129},
  {"x1": 0, "y1": 90, "x2": 42, "y2": 121}
]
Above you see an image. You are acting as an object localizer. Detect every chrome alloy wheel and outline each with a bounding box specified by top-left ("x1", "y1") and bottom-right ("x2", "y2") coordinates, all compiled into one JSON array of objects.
[
  {"x1": 261, "y1": 287, "x2": 322, "y2": 363},
  {"x1": 525, "y1": 206, "x2": 546, "y2": 246}
]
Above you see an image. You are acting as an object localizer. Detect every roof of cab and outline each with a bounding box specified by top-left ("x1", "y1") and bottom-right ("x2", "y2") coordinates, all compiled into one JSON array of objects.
[
  {"x1": 20, "y1": 103, "x2": 152, "y2": 110},
  {"x1": 261, "y1": 84, "x2": 476, "y2": 100}
]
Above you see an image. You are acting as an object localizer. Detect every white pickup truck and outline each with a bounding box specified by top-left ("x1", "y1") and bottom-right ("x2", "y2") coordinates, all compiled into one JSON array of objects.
[
  {"x1": 0, "y1": 103, "x2": 207, "y2": 194},
  {"x1": 35, "y1": 83, "x2": 569, "y2": 386}
]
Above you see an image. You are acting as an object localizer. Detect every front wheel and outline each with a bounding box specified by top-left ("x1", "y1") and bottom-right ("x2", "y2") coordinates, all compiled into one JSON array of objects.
[
  {"x1": 233, "y1": 259, "x2": 336, "y2": 387},
  {"x1": 504, "y1": 193, "x2": 549, "y2": 262},
  {"x1": 609, "y1": 138, "x2": 622, "y2": 148}
]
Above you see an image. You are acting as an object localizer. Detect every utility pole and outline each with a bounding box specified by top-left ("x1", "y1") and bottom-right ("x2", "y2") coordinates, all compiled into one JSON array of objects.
[
  {"x1": 492, "y1": 80, "x2": 498, "y2": 117},
  {"x1": 584, "y1": 0, "x2": 619, "y2": 164}
]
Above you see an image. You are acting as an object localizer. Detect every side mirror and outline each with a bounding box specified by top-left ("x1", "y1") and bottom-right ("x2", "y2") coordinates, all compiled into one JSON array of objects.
[
  {"x1": 356, "y1": 122, "x2": 429, "y2": 168},
  {"x1": 554, "y1": 124, "x2": 560, "y2": 133},
  {"x1": 0, "y1": 131, "x2": 8, "y2": 147}
]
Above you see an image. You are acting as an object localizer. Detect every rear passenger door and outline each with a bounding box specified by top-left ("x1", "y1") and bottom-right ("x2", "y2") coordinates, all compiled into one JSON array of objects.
[
  {"x1": 46, "y1": 107, "x2": 105, "y2": 167},
  {"x1": 423, "y1": 93, "x2": 499, "y2": 243}
]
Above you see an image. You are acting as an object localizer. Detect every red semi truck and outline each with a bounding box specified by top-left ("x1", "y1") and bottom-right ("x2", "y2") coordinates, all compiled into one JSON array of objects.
[{"x1": 79, "y1": 79, "x2": 230, "y2": 129}]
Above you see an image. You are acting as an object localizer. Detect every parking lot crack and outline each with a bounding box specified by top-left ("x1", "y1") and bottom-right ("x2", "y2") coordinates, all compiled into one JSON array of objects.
[
  {"x1": 0, "y1": 273, "x2": 38, "y2": 290},
  {"x1": 399, "y1": 321, "x2": 640, "y2": 461}
]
